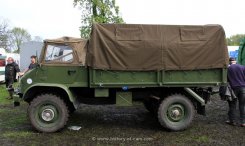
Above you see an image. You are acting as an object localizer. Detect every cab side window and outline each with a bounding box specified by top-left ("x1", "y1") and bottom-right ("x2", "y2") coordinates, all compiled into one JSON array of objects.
[{"x1": 45, "y1": 45, "x2": 73, "y2": 63}]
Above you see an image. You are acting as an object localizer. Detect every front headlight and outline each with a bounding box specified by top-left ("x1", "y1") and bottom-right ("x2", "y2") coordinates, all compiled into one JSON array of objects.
[{"x1": 27, "y1": 78, "x2": 33, "y2": 84}]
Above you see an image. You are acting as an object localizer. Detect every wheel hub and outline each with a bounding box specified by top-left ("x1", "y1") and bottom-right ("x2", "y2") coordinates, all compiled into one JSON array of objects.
[
  {"x1": 172, "y1": 109, "x2": 180, "y2": 117},
  {"x1": 41, "y1": 108, "x2": 55, "y2": 122},
  {"x1": 167, "y1": 104, "x2": 185, "y2": 122}
]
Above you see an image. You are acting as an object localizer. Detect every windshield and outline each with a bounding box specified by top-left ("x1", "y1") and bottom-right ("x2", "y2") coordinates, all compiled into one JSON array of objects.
[{"x1": 45, "y1": 45, "x2": 73, "y2": 63}]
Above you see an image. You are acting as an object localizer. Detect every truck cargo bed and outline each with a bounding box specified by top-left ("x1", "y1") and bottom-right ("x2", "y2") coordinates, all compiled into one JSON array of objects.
[{"x1": 89, "y1": 68, "x2": 227, "y2": 88}]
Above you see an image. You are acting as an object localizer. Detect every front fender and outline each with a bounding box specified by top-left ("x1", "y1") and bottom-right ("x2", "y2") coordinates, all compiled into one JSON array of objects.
[{"x1": 22, "y1": 83, "x2": 75, "y2": 103}]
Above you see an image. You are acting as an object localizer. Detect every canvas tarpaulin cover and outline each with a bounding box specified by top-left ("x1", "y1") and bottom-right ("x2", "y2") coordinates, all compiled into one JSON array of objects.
[
  {"x1": 87, "y1": 23, "x2": 229, "y2": 71},
  {"x1": 44, "y1": 37, "x2": 88, "y2": 65}
]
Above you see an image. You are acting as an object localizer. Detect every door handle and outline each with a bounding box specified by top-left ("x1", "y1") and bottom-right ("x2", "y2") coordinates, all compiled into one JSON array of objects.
[{"x1": 68, "y1": 70, "x2": 76, "y2": 75}]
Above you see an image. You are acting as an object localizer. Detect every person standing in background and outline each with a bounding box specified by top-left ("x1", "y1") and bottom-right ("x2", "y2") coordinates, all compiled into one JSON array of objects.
[
  {"x1": 229, "y1": 57, "x2": 237, "y2": 66},
  {"x1": 21, "y1": 55, "x2": 38, "y2": 75},
  {"x1": 5, "y1": 57, "x2": 20, "y2": 99},
  {"x1": 227, "y1": 57, "x2": 245, "y2": 127}
]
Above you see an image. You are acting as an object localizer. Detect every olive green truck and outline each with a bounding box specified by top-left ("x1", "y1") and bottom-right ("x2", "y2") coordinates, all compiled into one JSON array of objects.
[{"x1": 16, "y1": 24, "x2": 229, "y2": 132}]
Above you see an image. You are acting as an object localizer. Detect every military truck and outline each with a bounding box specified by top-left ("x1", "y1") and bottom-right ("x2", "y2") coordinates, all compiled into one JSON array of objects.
[{"x1": 16, "y1": 24, "x2": 229, "y2": 132}]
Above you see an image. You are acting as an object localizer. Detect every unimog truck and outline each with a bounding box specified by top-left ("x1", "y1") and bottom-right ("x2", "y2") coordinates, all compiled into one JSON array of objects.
[{"x1": 16, "y1": 24, "x2": 229, "y2": 132}]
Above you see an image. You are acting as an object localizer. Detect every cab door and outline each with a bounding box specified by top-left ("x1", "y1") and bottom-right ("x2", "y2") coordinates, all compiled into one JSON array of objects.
[{"x1": 38, "y1": 44, "x2": 80, "y2": 84}]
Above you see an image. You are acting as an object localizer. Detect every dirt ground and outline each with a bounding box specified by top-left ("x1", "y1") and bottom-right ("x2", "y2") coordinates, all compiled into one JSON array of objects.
[{"x1": 0, "y1": 94, "x2": 244, "y2": 146}]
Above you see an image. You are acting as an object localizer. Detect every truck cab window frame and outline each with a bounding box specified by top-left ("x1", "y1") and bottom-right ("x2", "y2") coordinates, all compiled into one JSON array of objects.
[{"x1": 44, "y1": 44, "x2": 74, "y2": 64}]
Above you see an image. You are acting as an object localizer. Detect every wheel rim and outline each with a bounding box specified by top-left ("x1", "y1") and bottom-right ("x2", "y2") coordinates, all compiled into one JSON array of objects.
[
  {"x1": 35, "y1": 104, "x2": 60, "y2": 127},
  {"x1": 41, "y1": 107, "x2": 56, "y2": 122},
  {"x1": 166, "y1": 104, "x2": 185, "y2": 122}
]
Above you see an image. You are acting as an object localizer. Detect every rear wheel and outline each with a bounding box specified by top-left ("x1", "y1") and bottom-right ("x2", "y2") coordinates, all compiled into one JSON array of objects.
[
  {"x1": 28, "y1": 94, "x2": 69, "y2": 133},
  {"x1": 157, "y1": 94, "x2": 195, "y2": 131}
]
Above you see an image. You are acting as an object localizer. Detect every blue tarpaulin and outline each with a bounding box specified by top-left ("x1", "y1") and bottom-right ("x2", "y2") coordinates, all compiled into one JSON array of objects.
[{"x1": 229, "y1": 50, "x2": 238, "y2": 59}]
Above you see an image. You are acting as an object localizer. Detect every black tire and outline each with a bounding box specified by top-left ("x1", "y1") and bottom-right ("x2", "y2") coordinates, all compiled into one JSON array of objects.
[
  {"x1": 157, "y1": 94, "x2": 195, "y2": 131},
  {"x1": 143, "y1": 97, "x2": 159, "y2": 114},
  {"x1": 28, "y1": 94, "x2": 69, "y2": 133}
]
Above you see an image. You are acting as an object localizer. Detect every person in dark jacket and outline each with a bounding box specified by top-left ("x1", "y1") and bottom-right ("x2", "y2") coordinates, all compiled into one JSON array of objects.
[
  {"x1": 5, "y1": 57, "x2": 20, "y2": 99},
  {"x1": 227, "y1": 58, "x2": 245, "y2": 127},
  {"x1": 21, "y1": 55, "x2": 38, "y2": 75}
]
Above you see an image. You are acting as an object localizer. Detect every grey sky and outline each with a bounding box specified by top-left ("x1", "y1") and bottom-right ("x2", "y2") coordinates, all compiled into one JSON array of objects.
[{"x1": 0, "y1": 0, "x2": 244, "y2": 39}]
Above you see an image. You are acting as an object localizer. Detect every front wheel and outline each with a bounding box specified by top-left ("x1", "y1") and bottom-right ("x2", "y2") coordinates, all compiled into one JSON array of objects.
[
  {"x1": 157, "y1": 94, "x2": 195, "y2": 131},
  {"x1": 28, "y1": 94, "x2": 69, "y2": 133}
]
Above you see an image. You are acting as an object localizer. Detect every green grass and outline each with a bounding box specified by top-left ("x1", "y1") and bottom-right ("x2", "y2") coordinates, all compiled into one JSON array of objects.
[
  {"x1": 0, "y1": 83, "x2": 28, "y2": 129},
  {"x1": 0, "y1": 111, "x2": 27, "y2": 128},
  {"x1": 2, "y1": 131, "x2": 33, "y2": 138},
  {"x1": 0, "y1": 83, "x2": 22, "y2": 105},
  {"x1": 194, "y1": 135, "x2": 209, "y2": 143},
  {"x1": 0, "y1": 83, "x2": 10, "y2": 104}
]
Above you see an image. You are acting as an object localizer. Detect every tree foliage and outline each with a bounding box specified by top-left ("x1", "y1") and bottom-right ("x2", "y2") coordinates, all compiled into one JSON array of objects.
[
  {"x1": 74, "y1": 0, "x2": 124, "y2": 38},
  {"x1": 10, "y1": 27, "x2": 31, "y2": 53},
  {"x1": 0, "y1": 18, "x2": 33, "y2": 53},
  {"x1": 227, "y1": 34, "x2": 245, "y2": 46},
  {"x1": 0, "y1": 19, "x2": 11, "y2": 52}
]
